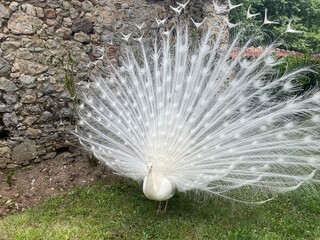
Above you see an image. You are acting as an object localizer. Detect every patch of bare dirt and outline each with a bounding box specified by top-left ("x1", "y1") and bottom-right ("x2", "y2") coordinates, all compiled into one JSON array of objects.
[{"x1": 0, "y1": 151, "x2": 109, "y2": 217}]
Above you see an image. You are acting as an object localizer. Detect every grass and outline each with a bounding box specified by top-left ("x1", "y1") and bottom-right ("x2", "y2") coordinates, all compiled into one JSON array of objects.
[{"x1": 0, "y1": 176, "x2": 319, "y2": 240}]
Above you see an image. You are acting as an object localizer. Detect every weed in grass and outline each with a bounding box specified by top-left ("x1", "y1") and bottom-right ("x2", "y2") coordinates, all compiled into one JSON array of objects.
[{"x1": 5, "y1": 169, "x2": 14, "y2": 187}]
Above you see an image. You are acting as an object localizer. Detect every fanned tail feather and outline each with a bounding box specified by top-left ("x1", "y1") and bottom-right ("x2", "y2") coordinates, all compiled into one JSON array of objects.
[{"x1": 76, "y1": 26, "x2": 320, "y2": 202}]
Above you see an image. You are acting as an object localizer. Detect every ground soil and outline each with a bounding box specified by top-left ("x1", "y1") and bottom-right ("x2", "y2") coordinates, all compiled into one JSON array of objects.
[{"x1": 0, "y1": 151, "x2": 109, "y2": 217}]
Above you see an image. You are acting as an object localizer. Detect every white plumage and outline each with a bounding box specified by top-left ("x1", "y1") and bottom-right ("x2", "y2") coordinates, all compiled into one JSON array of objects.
[{"x1": 76, "y1": 26, "x2": 320, "y2": 205}]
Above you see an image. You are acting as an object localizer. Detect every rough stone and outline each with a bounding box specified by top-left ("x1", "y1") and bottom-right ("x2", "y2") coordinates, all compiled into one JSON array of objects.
[
  {"x1": 44, "y1": 39, "x2": 57, "y2": 49},
  {"x1": 38, "y1": 83, "x2": 56, "y2": 95},
  {"x1": 1, "y1": 41, "x2": 21, "y2": 50},
  {"x1": 62, "y1": 1, "x2": 71, "y2": 10},
  {"x1": 63, "y1": 17, "x2": 72, "y2": 27},
  {"x1": 122, "y1": 3, "x2": 130, "y2": 9},
  {"x1": 0, "y1": 146, "x2": 11, "y2": 158},
  {"x1": 14, "y1": 59, "x2": 48, "y2": 76},
  {"x1": 0, "y1": 104, "x2": 14, "y2": 113},
  {"x1": 46, "y1": 1, "x2": 60, "y2": 8},
  {"x1": 83, "y1": 1, "x2": 94, "y2": 12},
  {"x1": 22, "y1": 3, "x2": 37, "y2": 16},
  {"x1": 59, "y1": 108, "x2": 74, "y2": 119},
  {"x1": 26, "y1": 128, "x2": 42, "y2": 137},
  {"x1": 44, "y1": 8, "x2": 56, "y2": 18},
  {"x1": 38, "y1": 111, "x2": 53, "y2": 123},
  {"x1": 23, "y1": 116, "x2": 38, "y2": 126},
  {"x1": 12, "y1": 139, "x2": 38, "y2": 164},
  {"x1": 46, "y1": 19, "x2": 58, "y2": 27},
  {"x1": 3, "y1": 94, "x2": 17, "y2": 105},
  {"x1": 69, "y1": 8, "x2": 79, "y2": 19},
  {"x1": 74, "y1": 32, "x2": 91, "y2": 43},
  {"x1": 8, "y1": 11, "x2": 44, "y2": 35},
  {"x1": 42, "y1": 152, "x2": 57, "y2": 160},
  {"x1": 6, "y1": 164, "x2": 19, "y2": 169},
  {"x1": 0, "y1": 158, "x2": 9, "y2": 169},
  {"x1": 0, "y1": 3, "x2": 10, "y2": 19},
  {"x1": 55, "y1": 27, "x2": 72, "y2": 39},
  {"x1": 9, "y1": 2, "x2": 19, "y2": 12},
  {"x1": 19, "y1": 74, "x2": 36, "y2": 86},
  {"x1": 36, "y1": 7, "x2": 44, "y2": 18},
  {"x1": 0, "y1": 78, "x2": 18, "y2": 92},
  {"x1": 16, "y1": 49, "x2": 34, "y2": 60},
  {"x1": 3, "y1": 112, "x2": 18, "y2": 128},
  {"x1": 21, "y1": 93, "x2": 37, "y2": 104},
  {"x1": 71, "y1": 18, "x2": 93, "y2": 33},
  {"x1": 0, "y1": 58, "x2": 11, "y2": 77},
  {"x1": 24, "y1": 105, "x2": 41, "y2": 114}
]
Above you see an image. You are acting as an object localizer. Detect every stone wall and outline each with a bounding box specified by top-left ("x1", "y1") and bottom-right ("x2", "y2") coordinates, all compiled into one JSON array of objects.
[{"x1": 0, "y1": 0, "x2": 227, "y2": 169}]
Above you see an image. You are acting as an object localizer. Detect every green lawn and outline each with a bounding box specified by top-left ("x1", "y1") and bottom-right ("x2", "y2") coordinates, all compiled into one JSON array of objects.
[{"x1": 0, "y1": 176, "x2": 319, "y2": 240}]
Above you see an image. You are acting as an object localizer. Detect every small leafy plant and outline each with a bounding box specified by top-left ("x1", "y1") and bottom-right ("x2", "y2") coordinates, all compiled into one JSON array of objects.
[{"x1": 5, "y1": 169, "x2": 14, "y2": 187}]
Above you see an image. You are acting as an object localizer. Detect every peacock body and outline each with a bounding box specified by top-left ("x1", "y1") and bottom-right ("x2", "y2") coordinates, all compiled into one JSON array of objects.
[{"x1": 76, "y1": 22, "x2": 320, "y2": 204}]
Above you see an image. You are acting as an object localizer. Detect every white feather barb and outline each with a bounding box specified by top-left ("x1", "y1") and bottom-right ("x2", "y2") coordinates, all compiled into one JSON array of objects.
[{"x1": 76, "y1": 26, "x2": 320, "y2": 202}]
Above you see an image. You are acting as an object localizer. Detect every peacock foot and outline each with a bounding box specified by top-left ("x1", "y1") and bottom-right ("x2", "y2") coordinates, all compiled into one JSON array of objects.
[{"x1": 157, "y1": 200, "x2": 169, "y2": 213}]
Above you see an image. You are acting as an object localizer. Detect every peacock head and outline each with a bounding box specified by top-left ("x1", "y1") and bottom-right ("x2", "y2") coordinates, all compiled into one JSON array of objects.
[{"x1": 147, "y1": 162, "x2": 153, "y2": 173}]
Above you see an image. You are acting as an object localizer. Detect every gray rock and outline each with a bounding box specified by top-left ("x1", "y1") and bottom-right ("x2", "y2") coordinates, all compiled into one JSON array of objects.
[
  {"x1": 44, "y1": 8, "x2": 56, "y2": 19},
  {"x1": 89, "y1": 0, "x2": 99, "y2": 6},
  {"x1": 19, "y1": 74, "x2": 35, "y2": 86},
  {"x1": 24, "y1": 105, "x2": 41, "y2": 114},
  {"x1": 3, "y1": 112, "x2": 18, "y2": 128},
  {"x1": 46, "y1": 1, "x2": 60, "y2": 8},
  {"x1": 0, "y1": 104, "x2": 14, "y2": 113},
  {"x1": 42, "y1": 151, "x2": 57, "y2": 160},
  {"x1": 21, "y1": 93, "x2": 37, "y2": 103},
  {"x1": 0, "y1": 58, "x2": 11, "y2": 77},
  {"x1": 0, "y1": 3, "x2": 10, "y2": 19},
  {"x1": 91, "y1": 46, "x2": 104, "y2": 59},
  {"x1": 59, "y1": 107, "x2": 74, "y2": 119},
  {"x1": 6, "y1": 163, "x2": 19, "y2": 169},
  {"x1": 0, "y1": 147, "x2": 11, "y2": 158},
  {"x1": 101, "y1": 33, "x2": 114, "y2": 43},
  {"x1": 0, "y1": 158, "x2": 9, "y2": 169},
  {"x1": 114, "y1": 3, "x2": 122, "y2": 9},
  {"x1": 55, "y1": 27, "x2": 72, "y2": 39},
  {"x1": 12, "y1": 139, "x2": 38, "y2": 164},
  {"x1": 44, "y1": 125, "x2": 56, "y2": 132},
  {"x1": 26, "y1": 128, "x2": 42, "y2": 138},
  {"x1": 45, "y1": 39, "x2": 58, "y2": 48},
  {"x1": 63, "y1": 17, "x2": 72, "y2": 27},
  {"x1": 13, "y1": 59, "x2": 48, "y2": 76},
  {"x1": 9, "y1": 2, "x2": 19, "y2": 12},
  {"x1": 83, "y1": 0, "x2": 94, "y2": 12},
  {"x1": 16, "y1": 48, "x2": 34, "y2": 60},
  {"x1": 122, "y1": 3, "x2": 130, "y2": 9},
  {"x1": 1, "y1": 41, "x2": 21, "y2": 50},
  {"x1": 21, "y1": 3, "x2": 37, "y2": 16},
  {"x1": 62, "y1": 1, "x2": 71, "y2": 10},
  {"x1": 74, "y1": 32, "x2": 91, "y2": 43},
  {"x1": 69, "y1": 7, "x2": 79, "y2": 19},
  {"x1": 0, "y1": 78, "x2": 18, "y2": 92},
  {"x1": 23, "y1": 116, "x2": 38, "y2": 126},
  {"x1": 3, "y1": 94, "x2": 17, "y2": 105},
  {"x1": 38, "y1": 111, "x2": 53, "y2": 123},
  {"x1": 38, "y1": 83, "x2": 55, "y2": 95},
  {"x1": 36, "y1": 7, "x2": 44, "y2": 18},
  {"x1": 8, "y1": 11, "x2": 43, "y2": 35},
  {"x1": 71, "y1": 18, "x2": 93, "y2": 33}
]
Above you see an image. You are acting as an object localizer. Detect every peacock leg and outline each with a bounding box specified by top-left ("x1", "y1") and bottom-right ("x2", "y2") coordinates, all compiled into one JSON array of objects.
[
  {"x1": 164, "y1": 200, "x2": 169, "y2": 212},
  {"x1": 157, "y1": 201, "x2": 162, "y2": 213}
]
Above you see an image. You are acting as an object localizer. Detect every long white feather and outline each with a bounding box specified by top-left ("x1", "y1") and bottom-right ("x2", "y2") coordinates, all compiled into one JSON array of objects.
[{"x1": 76, "y1": 27, "x2": 320, "y2": 203}]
